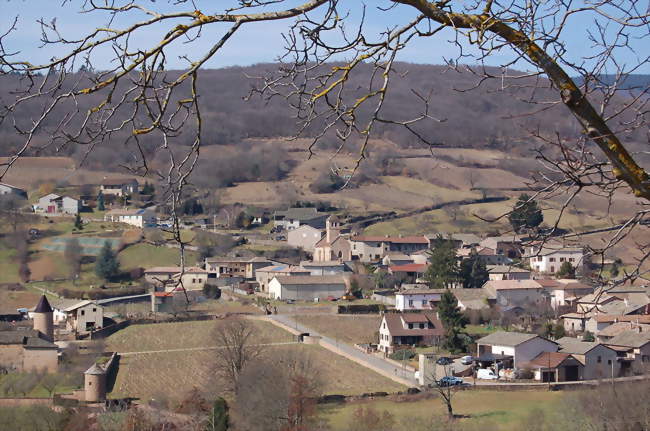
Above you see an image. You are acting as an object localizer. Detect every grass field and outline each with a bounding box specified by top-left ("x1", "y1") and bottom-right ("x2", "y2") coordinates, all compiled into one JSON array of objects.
[
  {"x1": 118, "y1": 243, "x2": 198, "y2": 270},
  {"x1": 320, "y1": 389, "x2": 564, "y2": 431},
  {"x1": 293, "y1": 314, "x2": 381, "y2": 345},
  {"x1": 108, "y1": 320, "x2": 405, "y2": 401},
  {"x1": 0, "y1": 248, "x2": 20, "y2": 284}
]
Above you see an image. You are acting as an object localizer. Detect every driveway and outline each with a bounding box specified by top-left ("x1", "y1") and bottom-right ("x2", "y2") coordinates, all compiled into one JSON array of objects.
[{"x1": 269, "y1": 314, "x2": 418, "y2": 386}]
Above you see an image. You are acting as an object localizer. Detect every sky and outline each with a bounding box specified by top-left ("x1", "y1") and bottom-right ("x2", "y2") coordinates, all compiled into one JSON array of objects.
[{"x1": 1, "y1": 0, "x2": 648, "y2": 74}]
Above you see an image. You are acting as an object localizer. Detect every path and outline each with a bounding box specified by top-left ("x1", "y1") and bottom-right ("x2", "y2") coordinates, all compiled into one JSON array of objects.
[
  {"x1": 268, "y1": 314, "x2": 418, "y2": 387},
  {"x1": 120, "y1": 341, "x2": 299, "y2": 356}
]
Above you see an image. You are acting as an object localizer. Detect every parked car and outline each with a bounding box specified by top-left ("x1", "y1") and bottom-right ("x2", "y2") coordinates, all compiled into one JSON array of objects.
[
  {"x1": 436, "y1": 357, "x2": 454, "y2": 366},
  {"x1": 285, "y1": 299, "x2": 295, "y2": 304},
  {"x1": 437, "y1": 376, "x2": 464, "y2": 387},
  {"x1": 461, "y1": 355, "x2": 473, "y2": 365},
  {"x1": 477, "y1": 368, "x2": 499, "y2": 380}
]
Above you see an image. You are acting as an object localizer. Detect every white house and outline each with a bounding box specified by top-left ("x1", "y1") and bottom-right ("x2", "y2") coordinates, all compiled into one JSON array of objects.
[
  {"x1": 0, "y1": 182, "x2": 27, "y2": 198},
  {"x1": 378, "y1": 312, "x2": 444, "y2": 353},
  {"x1": 104, "y1": 208, "x2": 156, "y2": 228},
  {"x1": 50, "y1": 299, "x2": 103, "y2": 333},
  {"x1": 268, "y1": 275, "x2": 347, "y2": 301},
  {"x1": 100, "y1": 178, "x2": 139, "y2": 196},
  {"x1": 537, "y1": 279, "x2": 594, "y2": 309},
  {"x1": 395, "y1": 288, "x2": 445, "y2": 311},
  {"x1": 273, "y1": 207, "x2": 328, "y2": 231},
  {"x1": 255, "y1": 264, "x2": 311, "y2": 293},
  {"x1": 476, "y1": 331, "x2": 558, "y2": 369},
  {"x1": 34, "y1": 193, "x2": 80, "y2": 215},
  {"x1": 526, "y1": 244, "x2": 585, "y2": 275}
]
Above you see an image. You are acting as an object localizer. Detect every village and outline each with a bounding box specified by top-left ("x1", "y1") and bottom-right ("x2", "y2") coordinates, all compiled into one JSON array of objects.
[{"x1": 1, "y1": 173, "x2": 649, "y2": 429}]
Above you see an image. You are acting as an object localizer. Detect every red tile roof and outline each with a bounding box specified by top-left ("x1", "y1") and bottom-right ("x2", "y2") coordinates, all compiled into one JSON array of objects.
[
  {"x1": 383, "y1": 312, "x2": 444, "y2": 337},
  {"x1": 389, "y1": 263, "x2": 428, "y2": 273},
  {"x1": 528, "y1": 352, "x2": 575, "y2": 369}
]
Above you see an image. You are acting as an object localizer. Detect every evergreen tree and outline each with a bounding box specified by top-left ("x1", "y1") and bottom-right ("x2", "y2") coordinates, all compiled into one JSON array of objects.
[
  {"x1": 74, "y1": 214, "x2": 83, "y2": 230},
  {"x1": 206, "y1": 397, "x2": 229, "y2": 431},
  {"x1": 97, "y1": 192, "x2": 105, "y2": 211},
  {"x1": 508, "y1": 194, "x2": 543, "y2": 233},
  {"x1": 556, "y1": 261, "x2": 576, "y2": 279},
  {"x1": 459, "y1": 251, "x2": 489, "y2": 289},
  {"x1": 437, "y1": 290, "x2": 469, "y2": 353},
  {"x1": 423, "y1": 236, "x2": 459, "y2": 289},
  {"x1": 142, "y1": 181, "x2": 155, "y2": 195},
  {"x1": 95, "y1": 241, "x2": 120, "y2": 281}
]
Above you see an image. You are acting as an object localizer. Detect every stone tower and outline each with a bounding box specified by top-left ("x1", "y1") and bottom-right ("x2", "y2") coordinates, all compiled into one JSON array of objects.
[
  {"x1": 326, "y1": 215, "x2": 341, "y2": 244},
  {"x1": 84, "y1": 363, "x2": 107, "y2": 402},
  {"x1": 33, "y1": 295, "x2": 54, "y2": 341}
]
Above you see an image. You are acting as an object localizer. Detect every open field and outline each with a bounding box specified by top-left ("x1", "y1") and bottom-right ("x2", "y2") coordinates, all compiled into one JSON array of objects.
[
  {"x1": 320, "y1": 389, "x2": 564, "y2": 431},
  {"x1": 0, "y1": 248, "x2": 20, "y2": 284},
  {"x1": 105, "y1": 319, "x2": 293, "y2": 353},
  {"x1": 107, "y1": 318, "x2": 406, "y2": 401},
  {"x1": 0, "y1": 288, "x2": 42, "y2": 311},
  {"x1": 109, "y1": 343, "x2": 406, "y2": 402},
  {"x1": 293, "y1": 314, "x2": 381, "y2": 345},
  {"x1": 118, "y1": 243, "x2": 198, "y2": 270}
]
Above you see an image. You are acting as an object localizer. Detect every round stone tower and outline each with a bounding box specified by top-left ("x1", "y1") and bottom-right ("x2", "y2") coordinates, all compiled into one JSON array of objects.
[
  {"x1": 33, "y1": 295, "x2": 54, "y2": 341},
  {"x1": 84, "y1": 363, "x2": 107, "y2": 402}
]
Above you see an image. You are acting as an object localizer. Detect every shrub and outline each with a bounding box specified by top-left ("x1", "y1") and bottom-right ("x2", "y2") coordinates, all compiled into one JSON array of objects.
[
  {"x1": 388, "y1": 349, "x2": 415, "y2": 361},
  {"x1": 203, "y1": 284, "x2": 222, "y2": 299}
]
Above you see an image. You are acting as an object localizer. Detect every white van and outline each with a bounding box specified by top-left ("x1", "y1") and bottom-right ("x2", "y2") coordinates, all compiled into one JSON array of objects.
[{"x1": 477, "y1": 368, "x2": 498, "y2": 380}]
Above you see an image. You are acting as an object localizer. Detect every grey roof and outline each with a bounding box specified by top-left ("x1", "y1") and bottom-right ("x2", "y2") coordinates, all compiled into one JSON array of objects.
[
  {"x1": 0, "y1": 329, "x2": 56, "y2": 348},
  {"x1": 274, "y1": 207, "x2": 324, "y2": 221},
  {"x1": 477, "y1": 331, "x2": 552, "y2": 347},
  {"x1": 556, "y1": 337, "x2": 601, "y2": 355},
  {"x1": 606, "y1": 330, "x2": 650, "y2": 348},
  {"x1": 85, "y1": 363, "x2": 105, "y2": 375},
  {"x1": 274, "y1": 275, "x2": 346, "y2": 285},
  {"x1": 600, "y1": 299, "x2": 649, "y2": 316},
  {"x1": 487, "y1": 265, "x2": 530, "y2": 274},
  {"x1": 34, "y1": 295, "x2": 53, "y2": 313},
  {"x1": 24, "y1": 337, "x2": 57, "y2": 349}
]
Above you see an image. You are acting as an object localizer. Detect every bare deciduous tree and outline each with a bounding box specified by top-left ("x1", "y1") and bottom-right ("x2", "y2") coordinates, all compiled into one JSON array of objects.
[{"x1": 212, "y1": 318, "x2": 266, "y2": 393}]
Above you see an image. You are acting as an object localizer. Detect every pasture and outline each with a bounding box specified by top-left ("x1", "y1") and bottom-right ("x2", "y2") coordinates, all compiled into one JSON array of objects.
[{"x1": 293, "y1": 314, "x2": 382, "y2": 345}]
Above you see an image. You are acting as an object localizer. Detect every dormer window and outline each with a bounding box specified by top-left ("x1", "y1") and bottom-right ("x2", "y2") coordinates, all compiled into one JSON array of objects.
[{"x1": 408, "y1": 323, "x2": 413, "y2": 329}]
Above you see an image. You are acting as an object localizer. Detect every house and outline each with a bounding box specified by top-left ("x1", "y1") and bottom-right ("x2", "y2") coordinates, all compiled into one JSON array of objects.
[
  {"x1": 476, "y1": 331, "x2": 558, "y2": 369},
  {"x1": 525, "y1": 352, "x2": 584, "y2": 382},
  {"x1": 150, "y1": 290, "x2": 204, "y2": 313},
  {"x1": 586, "y1": 311, "x2": 650, "y2": 335},
  {"x1": 205, "y1": 256, "x2": 275, "y2": 280},
  {"x1": 255, "y1": 264, "x2": 311, "y2": 293},
  {"x1": 144, "y1": 266, "x2": 208, "y2": 291},
  {"x1": 483, "y1": 279, "x2": 547, "y2": 308},
  {"x1": 312, "y1": 216, "x2": 352, "y2": 262},
  {"x1": 487, "y1": 265, "x2": 531, "y2": 281},
  {"x1": 349, "y1": 235, "x2": 429, "y2": 262},
  {"x1": 100, "y1": 178, "x2": 139, "y2": 196},
  {"x1": 104, "y1": 208, "x2": 156, "y2": 228},
  {"x1": 388, "y1": 263, "x2": 428, "y2": 283},
  {"x1": 597, "y1": 322, "x2": 650, "y2": 343},
  {"x1": 0, "y1": 182, "x2": 27, "y2": 198},
  {"x1": 382, "y1": 253, "x2": 414, "y2": 267},
  {"x1": 480, "y1": 236, "x2": 523, "y2": 259},
  {"x1": 454, "y1": 288, "x2": 491, "y2": 311},
  {"x1": 0, "y1": 329, "x2": 58, "y2": 373},
  {"x1": 605, "y1": 330, "x2": 650, "y2": 375},
  {"x1": 378, "y1": 311, "x2": 444, "y2": 353},
  {"x1": 457, "y1": 247, "x2": 512, "y2": 265},
  {"x1": 537, "y1": 279, "x2": 594, "y2": 310},
  {"x1": 51, "y1": 299, "x2": 104, "y2": 333},
  {"x1": 425, "y1": 233, "x2": 481, "y2": 249},
  {"x1": 287, "y1": 224, "x2": 323, "y2": 252},
  {"x1": 268, "y1": 275, "x2": 347, "y2": 301},
  {"x1": 273, "y1": 207, "x2": 328, "y2": 231},
  {"x1": 395, "y1": 288, "x2": 446, "y2": 311},
  {"x1": 526, "y1": 243, "x2": 586, "y2": 275},
  {"x1": 576, "y1": 290, "x2": 619, "y2": 314},
  {"x1": 34, "y1": 193, "x2": 81, "y2": 215},
  {"x1": 561, "y1": 312, "x2": 590, "y2": 334},
  {"x1": 556, "y1": 336, "x2": 620, "y2": 379}
]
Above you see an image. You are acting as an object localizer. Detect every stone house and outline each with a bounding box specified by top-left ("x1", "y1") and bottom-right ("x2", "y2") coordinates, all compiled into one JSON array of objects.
[
  {"x1": 205, "y1": 256, "x2": 275, "y2": 280},
  {"x1": 51, "y1": 299, "x2": 104, "y2": 333},
  {"x1": 287, "y1": 224, "x2": 323, "y2": 252},
  {"x1": 144, "y1": 266, "x2": 209, "y2": 291},
  {"x1": 605, "y1": 330, "x2": 650, "y2": 375},
  {"x1": 537, "y1": 279, "x2": 594, "y2": 309},
  {"x1": 388, "y1": 263, "x2": 428, "y2": 284},
  {"x1": 483, "y1": 279, "x2": 547, "y2": 308},
  {"x1": 556, "y1": 336, "x2": 620, "y2": 379},
  {"x1": 268, "y1": 275, "x2": 347, "y2": 301},
  {"x1": 349, "y1": 235, "x2": 429, "y2": 262},
  {"x1": 378, "y1": 312, "x2": 444, "y2": 353},
  {"x1": 476, "y1": 331, "x2": 558, "y2": 369},
  {"x1": 479, "y1": 236, "x2": 523, "y2": 259},
  {"x1": 0, "y1": 329, "x2": 58, "y2": 373}
]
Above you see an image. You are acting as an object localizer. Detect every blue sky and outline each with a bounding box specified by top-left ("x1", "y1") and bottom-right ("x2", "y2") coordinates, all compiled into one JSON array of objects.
[{"x1": 1, "y1": 0, "x2": 647, "y2": 73}]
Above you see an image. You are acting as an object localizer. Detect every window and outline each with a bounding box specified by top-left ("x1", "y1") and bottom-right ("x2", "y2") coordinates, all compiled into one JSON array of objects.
[
  {"x1": 81, "y1": 310, "x2": 85, "y2": 316},
  {"x1": 607, "y1": 360, "x2": 612, "y2": 365},
  {"x1": 597, "y1": 356, "x2": 602, "y2": 363},
  {"x1": 92, "y1": 308, "x2": 96, "y2": 312},
  {"x1": 421, "y1": 300, "x2": 427, "y2": 307},
  {"x1": 408, "y1": 323, "x2": 413, "y2": 329},
  {"x1": 537, "y1": 257, "x2": 543, "y2": 262},
  {"x1": 549, "y1": 257, "x2": 556, "y2": 262},
  {"x1": 419, "y1": 323, "x2": 425, "y2": 329},
  {"x1": 409, "y1": 300, "x2": 414, "y2": 307},
  {"x1": 550, "y1": 266, "x2": 555, "y2": 273},
  {"x1": 560, "y1": 257, "x2": 565, "y2": 262},
  {"x1": 569, "y1": 258, "x2": 576, "y2": 262}
]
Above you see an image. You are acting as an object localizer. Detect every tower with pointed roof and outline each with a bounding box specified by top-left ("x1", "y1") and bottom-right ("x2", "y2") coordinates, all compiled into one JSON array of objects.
[
  {"x1": 84, "y1": 362, "x2": 107, "y2": 402},
  {"x1": 33, "y1": 295, "x2": 54, "y2": 341}
]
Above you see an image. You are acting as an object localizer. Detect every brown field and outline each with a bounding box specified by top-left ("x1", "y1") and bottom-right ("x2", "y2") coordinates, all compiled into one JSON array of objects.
[
  {"x1": 109, "y1": 343, "x2": 405, "y2": 402},
  {"x1": 0, "y1": 287, "x2": 42, "y2": 311},
  {"x1": 293, "y1": 314, "x2": 382, "y2": 345}
]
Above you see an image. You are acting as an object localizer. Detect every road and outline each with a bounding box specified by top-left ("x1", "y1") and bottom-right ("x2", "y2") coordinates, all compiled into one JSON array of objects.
[{"x1": 269, "y1": 314, "x2": 418, "y2": 386}]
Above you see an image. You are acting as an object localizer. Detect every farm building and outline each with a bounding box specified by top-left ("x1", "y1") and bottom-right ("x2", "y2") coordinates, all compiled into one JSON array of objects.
[
  {"x1": 268, "y1": 275, "x2": 347, "y2": 301},
  {"x1": 34, "y1": 193, "x2": 80, "y2": 215},
  {"x1": 104, "y1": 208, "x2": 156, "y2": 228},
  {"x1": 100, "y1": 178, "x2": 139, "y2": 196},
  {"x1": 0, "y1": 182, "x2": 27, "y2": 198}
]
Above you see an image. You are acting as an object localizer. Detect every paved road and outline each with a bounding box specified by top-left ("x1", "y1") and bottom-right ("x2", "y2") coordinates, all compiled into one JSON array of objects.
[
  {"x1": 270, "y1": 314, "x2": 418, "y2": 386},
  {"x1": 120, "y1": 341, "x2": 299, "y2": 356}
]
